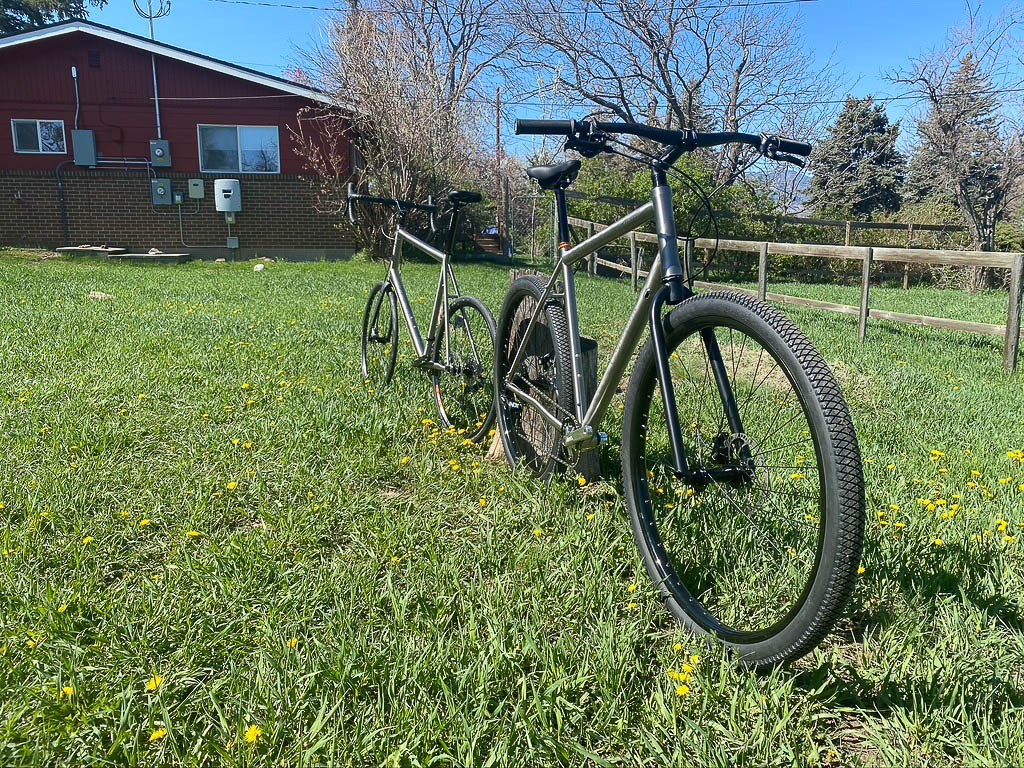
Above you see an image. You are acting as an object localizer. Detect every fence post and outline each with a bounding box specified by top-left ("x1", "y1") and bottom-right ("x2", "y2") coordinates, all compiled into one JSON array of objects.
[
  {"x1": 757, "y1": 242, "x2": 768, "y2": 300},
  {"x1": 1005, "y1": 253, "x2": 1024, "y2": 372},
  {"x1": 588, "y1": 222, "x2": 596, "y2": 275},
  {"x1": 629, "y1": 231, "x2": 638, "y2": 292},
  {"x1": 904, "y1": 224, "x2": 914, "y2": 290},
  {"x1": 858, "y1": 247, "x2": 873, "y2": 342},
  {"x1": 844, "y1": 221, "x2": 852, "y2": 247}
]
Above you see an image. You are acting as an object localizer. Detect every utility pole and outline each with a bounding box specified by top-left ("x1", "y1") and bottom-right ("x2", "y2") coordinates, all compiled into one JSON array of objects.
[{"x1": 495, "y1": 87, "x2": 502, "y2": 244}]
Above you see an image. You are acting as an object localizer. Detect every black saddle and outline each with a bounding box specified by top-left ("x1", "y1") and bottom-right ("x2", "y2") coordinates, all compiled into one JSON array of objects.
[
  {"x1": 448, "y1": 189, "x2": 482, "y2": 205},
  {"x1": 526, "y1": 159, "x2": 581, "y2": 190}
]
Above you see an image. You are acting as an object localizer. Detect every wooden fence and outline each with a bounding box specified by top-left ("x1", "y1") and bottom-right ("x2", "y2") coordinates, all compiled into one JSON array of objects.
[{"x1": 567, "y1": 216, "x2": 1024, "y2": 373}]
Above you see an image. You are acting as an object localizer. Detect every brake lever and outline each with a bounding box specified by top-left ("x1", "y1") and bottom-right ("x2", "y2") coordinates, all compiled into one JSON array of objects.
[
  {"x1": 565, "y1": 132, "x2": 609, "y2": 158},
  {"x1": 774, "y1": 152, "x2": 805, "y2": 169}
]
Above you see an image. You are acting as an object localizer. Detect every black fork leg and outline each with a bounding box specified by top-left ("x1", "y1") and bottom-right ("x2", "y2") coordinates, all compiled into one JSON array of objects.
[
  {"x1": 700, "y1": 328, "x2": 746, "y2": 437},
  {"x1": 650, "y1": 286, "x2": 690, "y2": 477}
]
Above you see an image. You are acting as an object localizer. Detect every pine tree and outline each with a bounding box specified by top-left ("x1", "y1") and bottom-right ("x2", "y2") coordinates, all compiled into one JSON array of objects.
[
  {"x1": 906, "y1": 54, "x2": 1021, "y2": 253},
  {"x1": 808, "y1": 97, "x2": 905, "y2": 219},
  {"x1": 1, "y1": 0, "x2": 107, "y2": 35}
]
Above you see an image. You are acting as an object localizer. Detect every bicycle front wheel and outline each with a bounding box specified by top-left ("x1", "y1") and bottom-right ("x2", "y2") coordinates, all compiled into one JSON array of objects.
[
  {"x1": 621, "y1": 292, "x2": 864, "y2": 669},
  {"x1": 432, "y1": 295, "x2": 496, "y2": 443},
  {"x1": 361, "y1": 281, "x2": 399, "y2": 387}
]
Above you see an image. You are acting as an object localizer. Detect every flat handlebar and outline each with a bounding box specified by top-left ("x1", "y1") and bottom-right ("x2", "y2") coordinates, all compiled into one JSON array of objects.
[{"x1": 514, "y1": 118, "x2": 812, "y2": 159}]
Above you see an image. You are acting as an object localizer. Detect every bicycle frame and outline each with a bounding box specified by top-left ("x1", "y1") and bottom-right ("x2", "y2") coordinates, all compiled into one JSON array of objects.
[
  {"x1": 375, "y1": 203, "x2": 484, "y2": 375},
  {"x1": 502, "y1": 181, "x2": 747, "y2": 477}
]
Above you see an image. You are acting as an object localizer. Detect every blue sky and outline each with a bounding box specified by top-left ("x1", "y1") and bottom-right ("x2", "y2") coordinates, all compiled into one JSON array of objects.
[{"x1": 91, "y1": 0, "x2": 990, "y2": 152}]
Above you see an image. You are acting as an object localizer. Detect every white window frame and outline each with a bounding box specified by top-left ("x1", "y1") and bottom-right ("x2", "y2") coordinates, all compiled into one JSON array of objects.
[
  {"x1": 197, "y1": 124, "x2": 281, "y2": 174},
  {"x1": 11, "y1": 118, "x2": 67, "y2": 154}
]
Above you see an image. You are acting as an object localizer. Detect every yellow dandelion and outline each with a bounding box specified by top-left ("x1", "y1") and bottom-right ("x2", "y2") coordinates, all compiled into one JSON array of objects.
[
  {"x1": 676, "y1": 684, "x2": 690, "y2": 697},
  {"x1": 139, "y1": 519, "x2": 151, "y2": 528},
  {"x1": 674, "y1": 643, "x2": 683, "y2": 652},
  {"x1": 627, "y1": 602, "x2": 638, "y2": 610},
  {"x1": 578, "y1": 476, "x2": 587, "y2": 487},
  {"x1": 286, "y1": 637, "x2": 298, "y2": 650},
  {"x1": 150, "y1": 728, "x2": 168, "y2": 742},
  {"x1": 244, "y1": 725, "x2": 262, "y2": 744},
  {"x1": 186, "y1": 530, "x2": 201, "y2": 539},
  {"x1": 57, "y1": 603, "x2": 67, "y2": 613},
  {"x1": 858, "y1": 566, "x2": 866, "y2": 575},
  {"x1": 690, "y1": 655, "x2": 700, "y2": 665},
  {"x1": 226, "y1": 482, "x2": 238, "y2": 491},
  {"x1": 889, "y1": 504, "x2": 900, "y2": 512},
  {"x1": 146, "y1": 675, "x2": 165, "y2": 692},
  {"x1": 933, "y1": 538, "x2": 944, "y2": 547},
  {"x1": 60, "y1": 685, "x2": 75, "y2": 699},
  {"x1": 628, "y1": 584, "x2": 638, "y2": 593},
  {"x1": 400, "y1": 456, "x2": 410, "y2": 466},
  {"x1": 82, "y1": 536, "x2": 95, "y2": 545},
  {"x1": 242, "y1": 383, "x2": 251, "y2": 390}
]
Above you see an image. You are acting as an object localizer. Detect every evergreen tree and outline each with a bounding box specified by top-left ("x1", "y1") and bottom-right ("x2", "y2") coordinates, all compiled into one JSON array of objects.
[
  {"x1": 808, "y1": 96, "x2": 905, "y2": 219},
  {"x1": 905, "y1": 54, "x2": 1021, "y2": 251},
  {"x1": 1, "y1": 0, "x2": 107, "y2": 35}
]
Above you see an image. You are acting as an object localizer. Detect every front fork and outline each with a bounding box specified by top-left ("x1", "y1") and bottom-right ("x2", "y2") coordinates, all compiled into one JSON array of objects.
[{"x1": 649, "y1": 283, "x2": 748, "y2": 485}]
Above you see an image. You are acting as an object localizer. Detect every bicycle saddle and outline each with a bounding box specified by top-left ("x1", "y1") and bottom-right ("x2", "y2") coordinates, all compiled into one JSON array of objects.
[
  {"x1": 526, "y1": 159, "x2": 581, "y2": 190},
  {"x1": 448, "y1": 189, "x2": 482, "y2": 205}
]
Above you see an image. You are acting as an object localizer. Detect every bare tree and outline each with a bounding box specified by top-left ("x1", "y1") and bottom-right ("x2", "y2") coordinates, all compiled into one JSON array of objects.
[
  {"x1": 509, "y1": 0, "x2": 839, "y2": 208},
  {"x1": 891, "y1": 5, "x2": 1024, "y2": 289},
  {"x1": 292, "y1": 0, "x2": 519, "y2": 256}
]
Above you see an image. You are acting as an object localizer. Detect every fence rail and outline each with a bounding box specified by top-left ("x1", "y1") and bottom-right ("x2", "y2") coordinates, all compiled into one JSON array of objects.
[{"x1": 567, "y1": 216, "x2": 1024, "y2": 372}]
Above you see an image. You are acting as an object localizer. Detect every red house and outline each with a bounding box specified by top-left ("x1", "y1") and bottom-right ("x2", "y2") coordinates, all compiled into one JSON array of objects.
[{"x1": 0, "y1": 19, "x2": 354, "y2": 258}]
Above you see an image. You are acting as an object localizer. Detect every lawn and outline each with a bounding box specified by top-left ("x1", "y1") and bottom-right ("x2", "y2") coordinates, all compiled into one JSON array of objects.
[{"x1": 1, "y1": 249, "x2": 1023, "y2": 767}]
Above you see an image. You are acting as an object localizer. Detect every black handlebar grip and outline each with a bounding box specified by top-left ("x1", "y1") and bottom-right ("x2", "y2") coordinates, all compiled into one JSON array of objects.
[
  {"x1": 776, "y1": 137, "x2": 812, "y2": 157},
  {"x1": 347, "y1": 182, "x2": 358, "y2": 227},
  {"x1": 515, "y1": 119, "x2": 574, "y2": 136},
  {"x1": 427, "y1": 195, "x2": 437, "y2": 234}
]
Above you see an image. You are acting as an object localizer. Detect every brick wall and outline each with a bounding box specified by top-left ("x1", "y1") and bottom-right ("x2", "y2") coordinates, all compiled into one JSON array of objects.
[{"x1": 0, "y1": 169, "x2": 355, "y2": 258}]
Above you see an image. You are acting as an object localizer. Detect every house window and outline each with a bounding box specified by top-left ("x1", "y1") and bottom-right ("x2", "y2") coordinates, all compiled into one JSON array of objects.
[
  {"x1": 198, "y1": 125, "x2": 280, "y2": 173},
  {"x1": 12, "y1": 119, "x2": 66, "y2": 154}
]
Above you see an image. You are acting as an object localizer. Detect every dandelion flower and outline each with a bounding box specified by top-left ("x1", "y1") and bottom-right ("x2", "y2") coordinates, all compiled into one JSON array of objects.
[
  {"x1": 400, "y1": 457, "x2": 411, "y2": 466},
  {"x1": 628, "y1": 602, "x2": 637, "y2": 610},
  {"x1": 146, "y1": 675, "x2": 165, "y2": 692},
  {"x1": 858, "y1": 566, "x2": 866, "y2": 575},
  {"x1": 57, "y1": 603, "x2": 67, "y2": 613},
  {"x1": 226, "y1": 482, "x2": 238, "y2": 491},
  {"x1": 674, "y1": 643, "x2": 683, "y2": 652},
  {"x1": 889, "y1": 504, "x2": 900, "y2": 512},
  {"x1": 150, "y1": 728, "x2": 168, "y2": 742},
  {"x1": 479, "y1": 498, "x2": 487, "y2": 508},
  {"x1": 186, "y1": 530, "x2": 201, "y2": 539},
  {"x1": 139, "y1": 519, "x2": 151, "y2": 528},
  {"x1": 533, "y1": 528, "x2": 542, "y2": 538},
  {"x1": 586, "y1": 513, "x2": 594, "y2": 521},
  {"x1": 578, "y1": 476, "x2": 587, "y2": 487},
  {"x1": 933, "y1": 538, "x2": 944, "y2": 547},
  {"x1": 244, "y1": 725, "x2": 263, "y2": 744},
  {"x1": 690, "y1": 655, "x2": 700, "y2": 665},
  {"x1": 286, "y1": 637, "x2": 298, "y2": 650},
  {"x1": 628, "y1": 584, "x2": 638, "y2": 593},
  {"x1": 676, "y1": 684, "x2": 690, "y2": 697},
  {"x1": 60, "y1": 685, "x2": 75, "y2": 699},
  {"x1": 82, "y1": 536, "x2": 95, "y2": 545}
]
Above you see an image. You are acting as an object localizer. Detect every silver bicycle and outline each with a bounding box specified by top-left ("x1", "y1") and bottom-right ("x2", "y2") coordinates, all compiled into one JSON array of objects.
[
  {"x1": 350, "y1": 186, "x2": 496, "y2": 442},
  {"x1": 495, "y1": 119, "x2": 865, "y2": 668}
]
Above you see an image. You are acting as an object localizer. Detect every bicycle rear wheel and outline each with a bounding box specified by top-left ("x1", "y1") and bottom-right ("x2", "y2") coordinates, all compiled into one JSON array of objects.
[
  {"x1": 432, "y1": 295, "x2": 496, "y2": 443},
  {"x1": 621, "y1": 292, "x2": 864, "y2": 668},
  {"x1": 493, "y1": 276, "x2": 573, "y2": 480},
  {"x1": 361, "y1": 281, "x2": 399, "y2": 387}
]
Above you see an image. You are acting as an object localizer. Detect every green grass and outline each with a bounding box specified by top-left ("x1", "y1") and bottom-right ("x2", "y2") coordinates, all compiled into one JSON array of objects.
[{"x1": 1, "y1": 249, "x2": 1023, "y2": 766}]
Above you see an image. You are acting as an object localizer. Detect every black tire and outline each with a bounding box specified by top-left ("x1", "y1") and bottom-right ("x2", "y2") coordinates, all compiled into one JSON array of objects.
[
  {"x1": 494, "y1": 275, "x2": 574, "y2": 480},
  {"x1": 361, "y1": 281, "x2": 399, "y2": 387},
  {"x1": 432, "y1": 295, "x2": 497, "y2": 443},
  {"x1": 621, "y1": 291, "x2": 864, "y2": 669}
]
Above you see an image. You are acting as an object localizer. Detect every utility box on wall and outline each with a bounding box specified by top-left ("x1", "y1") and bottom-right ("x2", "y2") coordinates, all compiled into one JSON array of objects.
[
  {"x1": 214, "y1": 179, "x2": 241, "y2": 212},
  {"x1": 188, "y1": 179, "x2": 204, "y2": 199},
  {"x1": 149, "y1": 139, "x2": 171, "y2": 167},
  {"x1": 72, "y1": 130, "x2": 96, "y2": 166},
  {"x1": 151, "y1": 178, "x2": 172, "y2": 205}
]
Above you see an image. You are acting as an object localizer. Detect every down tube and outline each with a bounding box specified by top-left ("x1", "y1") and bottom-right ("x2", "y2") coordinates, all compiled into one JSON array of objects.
[{"x1": 582, "y1": 253, "x2": 664, "y2": 431}]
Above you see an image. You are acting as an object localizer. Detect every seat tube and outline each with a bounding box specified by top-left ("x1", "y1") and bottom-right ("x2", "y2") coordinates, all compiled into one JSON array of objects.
[{"x1": 553, "y1": 189, "x2": 587, "y2": 425}]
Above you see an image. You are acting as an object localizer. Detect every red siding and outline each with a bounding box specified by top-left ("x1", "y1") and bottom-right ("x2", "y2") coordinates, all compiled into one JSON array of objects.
[{"x1": 0, "y1": 30, "x2": 343, "y2": 175}]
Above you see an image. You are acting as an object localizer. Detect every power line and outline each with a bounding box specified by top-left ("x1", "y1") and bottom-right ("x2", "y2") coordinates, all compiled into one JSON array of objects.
[{"x1": 204, "y1": 0, "x2": 818, "y2": 15}]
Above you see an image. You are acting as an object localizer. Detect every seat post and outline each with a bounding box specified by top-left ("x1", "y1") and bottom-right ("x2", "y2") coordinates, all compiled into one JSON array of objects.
[
  {"x1": 446, "y1": 204, "x2": 461, "y2": 256},
  {"x1": 554, "y1": 187, "x2": 571, "y2": 255}
]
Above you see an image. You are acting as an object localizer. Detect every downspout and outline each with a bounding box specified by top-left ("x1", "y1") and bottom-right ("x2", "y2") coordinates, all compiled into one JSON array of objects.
[{"x1": 55, "y1": 160, "x2": 74, "y2": 246}]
